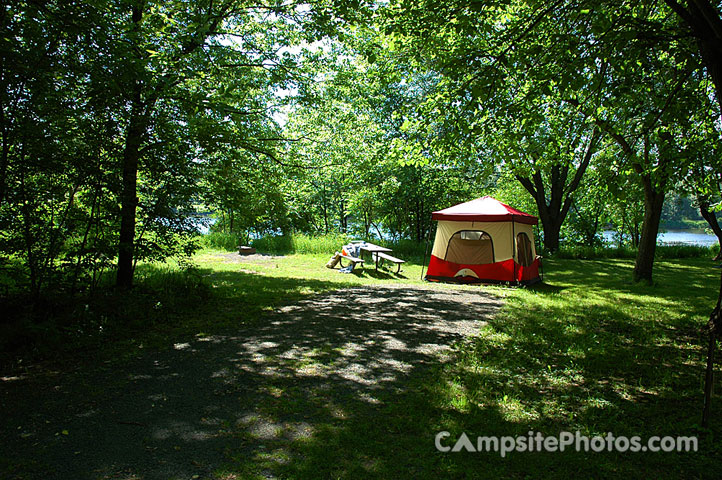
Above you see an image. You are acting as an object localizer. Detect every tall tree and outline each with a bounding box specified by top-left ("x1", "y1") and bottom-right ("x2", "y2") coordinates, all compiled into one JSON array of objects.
[
  {"x1": 382, "y1": 0, "x2": 608, "y2": 252},
  {"x1": 383, "y1": 0, "x2": 713, "y2": 281},
  {"x1": 664, "y1": 0, "x2": 722, "y2": 115},
  {"x1": 109, "y1": 0, "x2": 351, "y2": 287},
  {"x1": 0, "y1": 1, "x2": 120, "y2": 296},
  {"x1": 494, "y1": 109, "x2": 602, "y2": 252},
  {"x1": 114, "y1": 0, "x2": 249, "y2": 288}
]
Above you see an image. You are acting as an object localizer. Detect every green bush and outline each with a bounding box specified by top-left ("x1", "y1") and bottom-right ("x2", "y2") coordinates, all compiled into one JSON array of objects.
[
  {"x1": 553, "y1": 243, "x2": 718, "y2": 260},
  {"x1": 201, "y1": 232, "x2": 239, "y2": 251},
  {"x1": 251, "y1": 235, "x2": 295, "y2": 254},
  {"x1": 553, "y1": 246, "x2": 637, "y2": 259},
  {"x1": 208, "y1": 229, "x2": 721, "y2": 261},
  {"x1": 0, "y1": 263, "x2": 212, "y2": 365},
  {"x1": 656, "y1": 243, "x2": 719, "y2": 259},
  {"x1": 251, "y1": 234, "x2": 350, "y2": 255},
  {"x1": 374, "y1": 239, "x2": 427, "y2": 261},
  {"x1": 291, "y1": 234, "x2": 351, "y2": 255},
  {"x1": 249, "y1": 234, "x2": 429, "y2": 258}
]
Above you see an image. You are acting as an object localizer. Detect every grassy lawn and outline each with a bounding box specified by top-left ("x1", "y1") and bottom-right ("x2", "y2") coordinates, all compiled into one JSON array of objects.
[
  {"x1": 157, "y1": 249, "x2": 434, "y2": 340},
  {"x1": 187, "y1": 251, "x2": 721, "y2": 478},
  {"x1": 3, "y1": 250, "x2": 722, "y2": 478},
  {"x1": 419, "y1": 257, "x2": 722, "y2": 478}
]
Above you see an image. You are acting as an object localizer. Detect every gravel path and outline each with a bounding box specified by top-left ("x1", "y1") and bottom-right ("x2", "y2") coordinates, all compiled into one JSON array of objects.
[{"x1": 1, "y1": 284, "x2": 501, "y2": 479}]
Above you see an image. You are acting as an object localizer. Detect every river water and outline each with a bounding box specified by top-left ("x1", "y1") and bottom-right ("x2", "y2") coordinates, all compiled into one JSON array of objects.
[
  {"x1": 603, "y1": 229, "x2": 718, "y2": 247},
  {"x1": 191, "y1": 215, "x2": 717, "y2": 247}
]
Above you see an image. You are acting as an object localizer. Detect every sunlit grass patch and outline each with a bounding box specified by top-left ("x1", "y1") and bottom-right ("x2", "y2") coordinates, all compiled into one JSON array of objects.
[
  {"x1": 397, "y1": 256, "x2": 722, "y2": 477},
  {"x1": 497, "y1": 394, "x2": 538, "y2": 422},
  {"x1": 5, "y1": 250, "x2": 721, "y2": 479}
]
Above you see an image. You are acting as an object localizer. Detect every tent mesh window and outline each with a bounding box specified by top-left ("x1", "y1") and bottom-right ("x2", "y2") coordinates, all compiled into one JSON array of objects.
[
  {"x1": 516, "y1": 232, "x2": 533, "y2": 266},
  {"x1": 445, "y1": 230, "x2": 494, "y2": 265}
]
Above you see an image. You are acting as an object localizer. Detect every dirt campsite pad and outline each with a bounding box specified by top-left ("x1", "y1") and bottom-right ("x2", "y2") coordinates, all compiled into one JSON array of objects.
[{"x1": 1, "y1": 284, "x2": 502, "y2": 479}]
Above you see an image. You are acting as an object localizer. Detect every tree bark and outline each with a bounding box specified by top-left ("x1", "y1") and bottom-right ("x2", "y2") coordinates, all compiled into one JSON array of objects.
[
  {"x1": 633, "y1": 133, "x2": 671, "y2": 284},
  {"x1": 72, "y1": 179, "x2": 101, "y2": 294},
  {"x1": 702, "y1": 267, "x2": 722, "y2": 427},
  {"x1": 698, "y1": 196, "x2": 722, "y2": 260},
  {"x1": 116, "y1": 90, "x2": 145, "y2": 289},
  {"x1": 415, "y1": 198, "x2": 421, "y2": 243},
  {"x1": 0, "y1": 98, "x2": 9, "y2": 205},
  {"x1": 19, "y1": 163, "x2": 38, "y2": 296},
  {"x1": 542, "y1": 218, "x2": 563, "y2": 252},
  {"x1": 633, "y1": 183, "x2": 665, "y2": 283},
  {"x1": 116, "y1": 4, "x2": 145, "y2": 290},
  {"x1": 515, "y1": 127, "x2": 600, "y2": 253},
  {"x1": 665, "y1": 0, "x2": 722, "y2": 115},
  {"x1": 321, "y1": 184, "x2": 328, "y2": 234},
  {"x1": 702, "y1": 322, "x2": 717, "y2": 427},
  {"x1": 517, "y1": 171, "x2": 565, "y2": 252},
  {"x1": 115, "y1": 0, "x2": 228, "y2": 287}
]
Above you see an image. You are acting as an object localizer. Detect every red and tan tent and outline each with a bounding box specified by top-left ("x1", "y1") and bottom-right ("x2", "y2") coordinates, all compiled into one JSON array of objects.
[{"x1": 425, "y1": 196, "x2": 541, "y2": 285}]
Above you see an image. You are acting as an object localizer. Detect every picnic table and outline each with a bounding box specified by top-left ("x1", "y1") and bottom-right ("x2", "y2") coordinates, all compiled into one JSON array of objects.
[{"x1": 339, "y1": 241, "x2": 406, "y2": 273}]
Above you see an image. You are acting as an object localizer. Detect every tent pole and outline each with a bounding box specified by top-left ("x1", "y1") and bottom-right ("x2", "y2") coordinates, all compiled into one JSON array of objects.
[
  {"x1": 512, "y1": 217, "x2": 517, "y2": 285},
  {"x1": 421, "y1": 219, "x2": 434, "y2": 281}
]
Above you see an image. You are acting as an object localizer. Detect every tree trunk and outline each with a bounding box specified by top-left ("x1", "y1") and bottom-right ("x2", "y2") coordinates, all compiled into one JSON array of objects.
[
  {"x1": 700, "y1": 40, "x2": 722, "y2": 117},
  {"x1": 116, "y1": 103, "x2": 144, "y2": 289},
  {"x1": 702, "y1": 268, "x2": 722, "y2": 427},
  {"x1": 116, "y1": 5, "x2": 145, "y2": 289},
  {"x1": 321, "y1": 185, "x2": 328, "y2": 234},
  {"x1": 339, "y1": 197, "x2": 346, "y2": 233},
  {"x1": 515, "y1": 128, "x2": 600, "y2": 253},
  {"x1": 702, "y1": 325, "x2": 717, "y2": 428},
  {"x1": 530, "y1": 176, "x2": 566, "y2": 253},
  {"x1": 415, "y1": 198, "x2": 421, "y2": 243},
  {"x1": 544, "y1": 219, "x2": 563, "y2": 252},
  {"x1": 19, "y1": 167, "x2": 38, "y2": 296},
  {"x1": 72, "y1": 181, "x2": 100, "y2": 294},
  {"x1": 699, "y1": 198, "x2": 722, "y2": 260},
  {"x1": 665, "y1": 0, "x2": 722, "y2": 117},
  {"x1": 633, "y1": 181, "x2": 665, "y2": 283},
  {"x1": 421, "y1": 197, "x2": 426, "y2": 243},
  {"x1": 632, "y1": 130, "x2": 674, "y2": 284},
  {"x1": 0, "y1": 99, "x2": 9, "y2": 204}
]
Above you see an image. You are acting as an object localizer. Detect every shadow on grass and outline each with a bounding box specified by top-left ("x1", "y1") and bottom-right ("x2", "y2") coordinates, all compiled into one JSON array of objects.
[
  {"x1": 0, "y1": 272, "x2": 505, "y2": 479},
  {"x1": 2, "y1": 259, "x2": 721, "y2": 479},
  {"x1": 525, "y1": 282, "x2": 566, "y2": 294},
  {"x1": 348, "y1": 268, "x2": 404, "y2": 280}
]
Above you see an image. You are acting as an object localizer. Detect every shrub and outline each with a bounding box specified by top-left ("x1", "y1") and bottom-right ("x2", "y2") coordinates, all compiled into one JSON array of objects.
[
  {"x1": 655, "y1": 244, "x2": 718, "y2": 259},
  {"x1": 0, "y1": 263, "x2": 211, "y2": 365},
  {"x1": 374, "y1": 239, "x2": 427, "y2": 261},
  {"x1": 248, "y1": 234, "x2": 429, "y2": 258},
  {"x1": 201, "y1": 232, "x2": 239, "y2": 251},
  {"x1": 251, "y1": 234, "x2": 350, "y2": 255},
  {"x1": 553, "y1": 244, "x2": 718, "y2": 260},
  {"x1": 552, "y1": 246, "x2": 637, "y2": 260}
]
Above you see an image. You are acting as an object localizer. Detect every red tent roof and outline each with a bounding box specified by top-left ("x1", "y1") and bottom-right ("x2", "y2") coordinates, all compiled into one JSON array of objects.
[{"x1": 431, "y1": 196, "x2": 538, "y2": 225}]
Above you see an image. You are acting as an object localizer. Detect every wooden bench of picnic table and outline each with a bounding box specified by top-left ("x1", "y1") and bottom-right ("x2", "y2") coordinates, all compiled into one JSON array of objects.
[
  {"x1": 332, "y1": 241, "x2": 406, "y2": 274},
  {"x1": 372, "y1": 251, "x2": 405, "y2": 273},
  {"x1": 338, "y1": 254, "x2": 364, "y2": 269}
]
